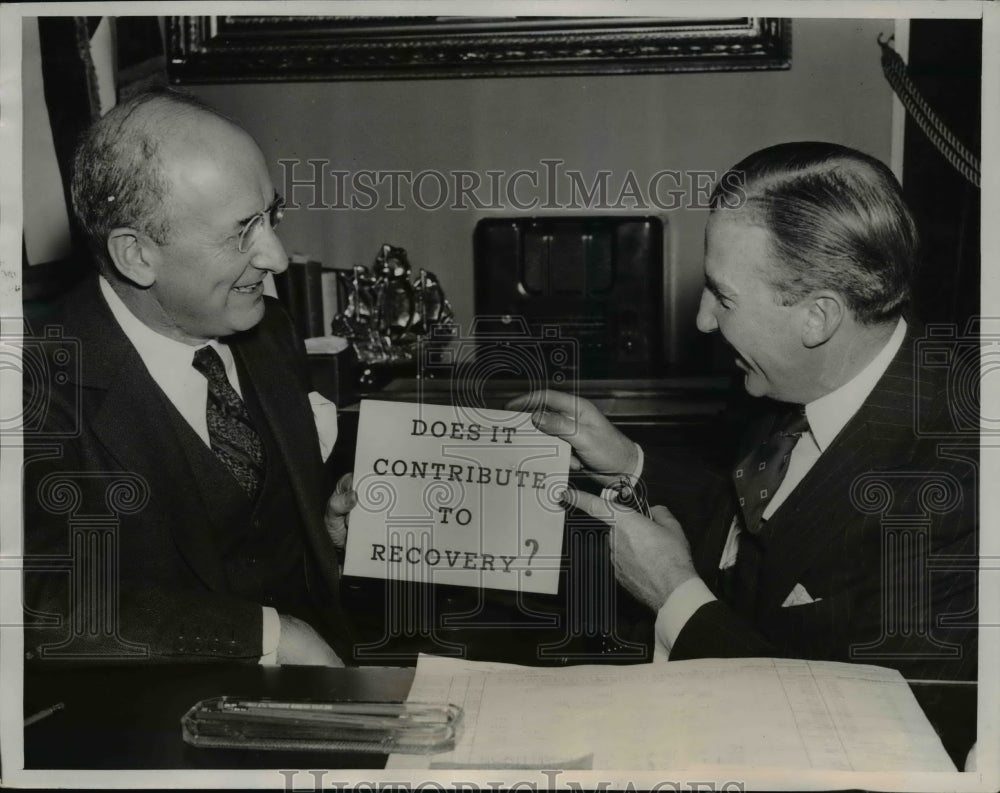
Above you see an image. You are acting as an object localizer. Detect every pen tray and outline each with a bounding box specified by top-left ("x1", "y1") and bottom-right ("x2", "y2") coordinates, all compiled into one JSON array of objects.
[{"x1": 182, "y1": 697, "x2": 462, "y2": 754}]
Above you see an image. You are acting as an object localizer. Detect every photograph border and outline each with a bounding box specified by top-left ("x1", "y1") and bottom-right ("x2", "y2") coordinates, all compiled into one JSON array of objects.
[{"x1": 3, "y1": 1, "x2": 998, "y2": 790}]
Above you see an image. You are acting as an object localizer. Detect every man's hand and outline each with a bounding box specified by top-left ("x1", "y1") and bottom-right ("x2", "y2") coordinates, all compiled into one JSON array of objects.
[
  {"x1": 324, "y1": 472, "x2": 356, "y2": 551},
  {"x1": 276, "y1": 613, "x2": 345, "y2": 666},
  {"x1": 564, "y1": 488, "x2": 698, "y2": 611},
  {"x1": 505, "y1": 390, "x2": 639, "y2": 485}
]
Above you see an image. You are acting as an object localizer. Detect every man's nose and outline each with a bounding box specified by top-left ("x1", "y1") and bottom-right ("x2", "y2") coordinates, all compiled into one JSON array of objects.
[
  {"x1": 695, "y1": 290, "x2": 718, "y2": 333},
  {"x1": 250, "y1": 225, "x2": 288, "y2": 275}
]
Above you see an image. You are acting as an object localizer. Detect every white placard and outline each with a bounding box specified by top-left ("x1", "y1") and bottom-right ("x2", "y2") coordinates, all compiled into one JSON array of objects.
[{"x1": 344, "y1": 400, "x2": 570, "y2": 594}]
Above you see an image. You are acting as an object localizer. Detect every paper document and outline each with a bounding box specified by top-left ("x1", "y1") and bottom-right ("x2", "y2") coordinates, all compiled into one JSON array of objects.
[
  {"x1": 387, "y1": 655, "x2": 955, "y2": 771},
  {"x1": 345, "y1": 400, "x2": 570, "y2": 594}
]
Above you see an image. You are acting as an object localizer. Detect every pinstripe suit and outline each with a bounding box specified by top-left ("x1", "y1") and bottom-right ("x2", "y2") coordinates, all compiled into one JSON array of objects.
[{"x1": 645, "y1": 325, "x2": 977, "y2": 681}]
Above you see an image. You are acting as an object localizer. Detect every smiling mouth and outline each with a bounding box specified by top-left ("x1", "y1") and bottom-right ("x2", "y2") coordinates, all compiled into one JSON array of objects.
[{"x1": 232, "y1": 281, "x2": 264, "y2": 294}]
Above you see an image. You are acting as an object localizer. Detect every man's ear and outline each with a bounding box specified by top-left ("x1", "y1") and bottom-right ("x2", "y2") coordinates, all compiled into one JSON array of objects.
[
  {"x1": 106, "y1": 228, "x2": 157, "y2": 288},
  {"x1": 801, "y1": 291, "x2": 845, "y2": 348}
]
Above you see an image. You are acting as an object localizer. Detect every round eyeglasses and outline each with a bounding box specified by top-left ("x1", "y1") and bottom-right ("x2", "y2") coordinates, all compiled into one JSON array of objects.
[{"x1": 237, "y1": 195, "x2": 285, "y2": 253}]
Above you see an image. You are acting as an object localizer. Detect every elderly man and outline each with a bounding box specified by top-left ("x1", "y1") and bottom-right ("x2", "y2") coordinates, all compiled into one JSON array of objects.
[
  {"x1": 511, "y1": 142, "x2": 977, "y2": 681},
  {"x1": 23, "y1": 89, "x2": 354, "y2": 665}
]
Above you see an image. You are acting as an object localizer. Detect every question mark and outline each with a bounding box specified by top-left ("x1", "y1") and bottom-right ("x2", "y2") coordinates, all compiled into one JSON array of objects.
[{"x1": 523, "y1": 539, "x2": 539, "y2": 575}]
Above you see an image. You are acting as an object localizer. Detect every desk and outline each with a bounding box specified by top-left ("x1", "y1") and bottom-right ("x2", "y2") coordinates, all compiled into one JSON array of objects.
[
  {"x1": 24, "y1": 665, "x2": 412, "y2": 770},
  {"x1": 23, "y1": 664, "x2": 975, "y2": 771}
]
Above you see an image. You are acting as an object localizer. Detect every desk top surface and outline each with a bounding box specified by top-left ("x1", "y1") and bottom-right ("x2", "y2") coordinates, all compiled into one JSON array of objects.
[
  {"x1": 24, "y1": 665, "x2": 414, "y2": 770},
  {"x1": 22, "y1": 664, "x2": 976, "y2": 772}
]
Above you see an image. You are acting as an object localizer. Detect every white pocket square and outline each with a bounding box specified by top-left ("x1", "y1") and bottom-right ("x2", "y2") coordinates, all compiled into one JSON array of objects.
[
  {"x1": 782, "y1": 583, "x2": 821, "y2": 607},
  {"x1": 308, "y1": 391, "x2": 339, "y2": 462}
]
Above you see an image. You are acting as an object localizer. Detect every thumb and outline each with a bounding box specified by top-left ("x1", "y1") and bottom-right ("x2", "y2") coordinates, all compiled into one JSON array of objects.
[
  {"x1": 327, "y1": 474, "x2": 357, "y2": 517},
  {"x1": 561, "y1": 486, "x2": 619, "y2": 522},
  {"x1": 650, "y1": 504, "x2": 681, "y2": 529}
]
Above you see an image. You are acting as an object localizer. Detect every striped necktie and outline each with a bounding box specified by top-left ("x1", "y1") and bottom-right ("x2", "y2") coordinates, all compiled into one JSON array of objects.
[{"x1": 192, "y1": 346, "x2": 265, "y2": 500}]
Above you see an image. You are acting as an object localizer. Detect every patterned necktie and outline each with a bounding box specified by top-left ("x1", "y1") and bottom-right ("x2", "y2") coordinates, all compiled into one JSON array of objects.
[
  {"x1": 192, "y1": 346, "x2": 265, "y2": 500},
  {"x1": 732, "y1": 407, "x2": 810, "y2": 534}
]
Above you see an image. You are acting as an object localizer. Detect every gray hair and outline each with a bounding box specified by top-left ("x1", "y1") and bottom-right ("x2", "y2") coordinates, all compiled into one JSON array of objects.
[
  {"x1": 710, "y1": 142, "x2": 918, "y2": 324},
  {"x1": 70, "y1": 88, "x2": 221, "y2": 275}
]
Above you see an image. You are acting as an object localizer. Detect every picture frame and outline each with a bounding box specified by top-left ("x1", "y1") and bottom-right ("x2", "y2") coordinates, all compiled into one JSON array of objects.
[{"x1": 168, "y1": 16, "x2": 791, "y2": 82}]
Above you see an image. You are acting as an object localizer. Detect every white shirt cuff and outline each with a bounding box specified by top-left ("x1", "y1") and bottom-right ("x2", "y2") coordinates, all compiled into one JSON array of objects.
[
  {"x1": 258, "y1": 606, "x2": 281, "y2": 666},
  {"x1": 652, "y1": 577, "x2": 717, "y2": 660},
  {"x1": 309, "y1": 391, "x2": 339, "y2": 462}
]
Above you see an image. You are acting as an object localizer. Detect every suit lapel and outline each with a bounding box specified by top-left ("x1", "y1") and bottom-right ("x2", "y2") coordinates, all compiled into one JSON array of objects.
[
  {"x1": 231, "y1": 321, "x2": 348, "y2": 602},
  {"x1": 232, "y1": 318, "x2": 353, "y2": 638},
  {"x1": 754, "y1": 328, "x2": 924, "y2": 610},
  {"x1": 694, "y1": 493, "x2": 738, "y2": 588},
  {"x1": 230, "y1": 323, "x2": 325, "y2": 541},
  {"x1": 692, "y1": 411, "x2": 774, "y2": 589},
  {"x1": 64, "y1": 277, "x2": 230, "y2": 591}
]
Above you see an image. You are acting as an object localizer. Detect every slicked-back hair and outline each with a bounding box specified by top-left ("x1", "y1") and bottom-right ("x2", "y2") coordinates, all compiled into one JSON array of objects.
[
  {"x1": 70, "y1": 87, "x2": 221, "y2": 274},
  {"x1": 709, "y1": 142, "x2": 918, "y2": 324}
]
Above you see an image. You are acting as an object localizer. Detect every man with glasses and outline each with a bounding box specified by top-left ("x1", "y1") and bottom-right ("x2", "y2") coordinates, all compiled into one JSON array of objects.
[{"x1": 23, "y1": 89, "x2": 354, "y2": 666}]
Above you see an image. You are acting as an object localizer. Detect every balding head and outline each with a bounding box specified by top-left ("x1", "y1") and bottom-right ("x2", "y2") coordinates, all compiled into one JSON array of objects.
[{"x1": 70, "y1": 88, "x2": 233, "y2": 276}]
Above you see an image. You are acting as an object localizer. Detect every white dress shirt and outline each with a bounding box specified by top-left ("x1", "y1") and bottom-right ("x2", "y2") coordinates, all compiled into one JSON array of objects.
[
  {"x1": 652, "y1": 318, "x2": 908, "y2": 659},
  {"x1": 99, "y1": 276, "x2": 339, "y2": 663}
]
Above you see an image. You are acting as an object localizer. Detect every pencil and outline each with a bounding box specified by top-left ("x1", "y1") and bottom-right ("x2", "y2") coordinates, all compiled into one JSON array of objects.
[{"x1": 24, "y1": 701, "x2": 64, "y2": 727}]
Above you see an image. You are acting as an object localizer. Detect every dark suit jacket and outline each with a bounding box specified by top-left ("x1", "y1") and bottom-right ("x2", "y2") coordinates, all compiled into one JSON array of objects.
[
  {"x1": 644, "y1": 325, "x2": 977, "y2": 681},
  {"x1": 23, "y1": 276, "x2": 351, "y2": 663}
]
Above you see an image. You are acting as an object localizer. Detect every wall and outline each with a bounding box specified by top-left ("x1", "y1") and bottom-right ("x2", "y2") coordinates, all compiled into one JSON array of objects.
[{"x1": 190, "y1": 17, "x2": 895, "y2": 367}]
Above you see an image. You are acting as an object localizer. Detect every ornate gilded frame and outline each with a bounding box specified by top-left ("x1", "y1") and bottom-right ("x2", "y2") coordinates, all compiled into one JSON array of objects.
[{"x1": 168, "y1": 16, "x2": 790, "y2": 82}]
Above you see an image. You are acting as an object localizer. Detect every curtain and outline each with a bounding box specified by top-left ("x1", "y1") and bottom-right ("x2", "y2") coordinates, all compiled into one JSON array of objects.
[{"x1": 23, "y1": 16, "x2": 166, "y2": 299}]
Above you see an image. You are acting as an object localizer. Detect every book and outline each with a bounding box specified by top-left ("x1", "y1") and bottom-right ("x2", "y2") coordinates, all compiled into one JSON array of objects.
[{"x1": 275, "y1": 255, "x2": 324, "y2": 339}]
